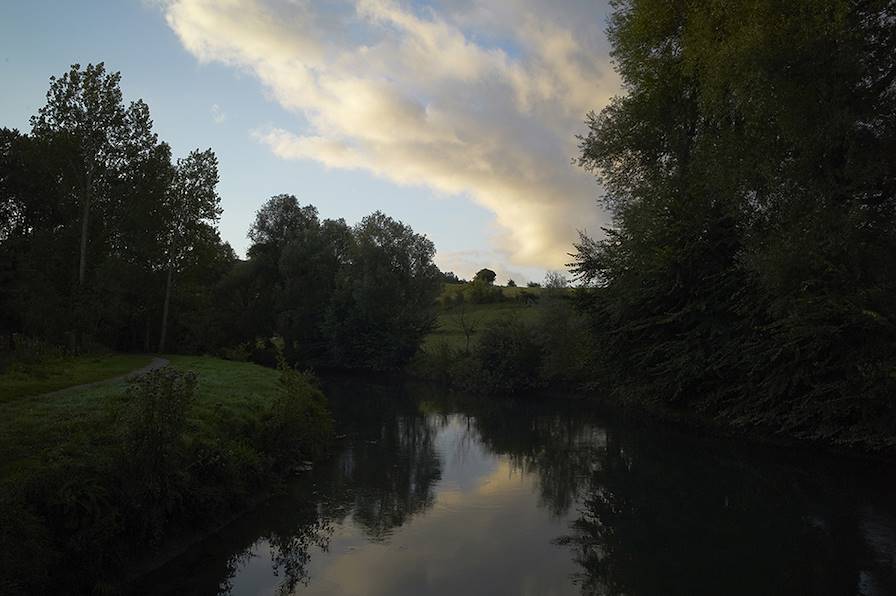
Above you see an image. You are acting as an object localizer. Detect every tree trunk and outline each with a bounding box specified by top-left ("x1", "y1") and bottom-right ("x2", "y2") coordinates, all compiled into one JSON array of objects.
[
  {"x1": 158, "y1": 265, "x2": 174, "y2": 353},
  {"x1": 78, "y1": 181, "x2": 92, "y2": 287},
  {"x1": 74, "y1": 181, "x2": 92, "y2": 349}
]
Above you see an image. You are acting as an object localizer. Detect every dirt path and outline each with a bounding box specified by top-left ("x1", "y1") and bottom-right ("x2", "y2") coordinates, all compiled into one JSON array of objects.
[{"x1": 37, "y1": 356, "x2": 170, "y2": 398}]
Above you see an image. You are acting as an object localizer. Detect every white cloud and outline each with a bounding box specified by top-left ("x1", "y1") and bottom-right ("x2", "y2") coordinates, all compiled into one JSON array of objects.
[
  {"x1": 164, "y1": 0, "x2": 618, "y2": 268},
  {"x1": 210, "y1": 103, "x2": 226, "y2": 123}
]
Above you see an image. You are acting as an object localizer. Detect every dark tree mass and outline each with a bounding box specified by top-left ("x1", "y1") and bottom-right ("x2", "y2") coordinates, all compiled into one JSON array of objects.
[
  {"x1": 1, "y1": 64, "x2": 441, "y2": 372},
  {"x1": 571, "y1": 0, "x2": 896, "y2": 449}
]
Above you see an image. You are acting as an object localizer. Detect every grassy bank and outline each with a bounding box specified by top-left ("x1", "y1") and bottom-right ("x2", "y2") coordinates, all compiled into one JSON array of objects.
[
  {"x1": 0, "y1": 353, "x2": 155, "y2": 403},
  {"x1": 418, "y1": 287, "x2": 896, "y2": 454},
  {"x1": 416, "y1": 286, "x2": 589, "y2": 394},
  {"x1": 0, "y1": 355, "x2": 332, "y2": 595},
  {"x1": 424, "y1": 301, "x2": 540, "y2": 351}
]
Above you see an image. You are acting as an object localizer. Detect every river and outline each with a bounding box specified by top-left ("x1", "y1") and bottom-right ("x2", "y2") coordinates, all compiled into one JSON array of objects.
[{"x1": 141, "y1": 377, "x2": 896, "y2": 595}]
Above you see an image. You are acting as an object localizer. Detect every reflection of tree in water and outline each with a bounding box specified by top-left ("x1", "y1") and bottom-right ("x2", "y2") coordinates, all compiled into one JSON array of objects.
[
  {"x1": 213, "y1": 379, "x2": 445, "y2": 594},
  {"x1": 173, "y1": 380, "x2": 895, "y2": 596},
  {"x1": 436, "y1": 388, "x2": 896, "y2": 596},
  {"x1": 210, "y1": 498, "x2": 334, "y2": 596},
  {"x1": 267, "y1": 515, "x2": 334, "y2": 595},
  {"x1": 324, "y1": 408, "x2": 444, "y2": 540},
  {"x1": 553, "y1": 429, "x2": 896, "y2": 596},
  {"x1": 461, "y1": 397, "x2": 601, "y2": 517}
]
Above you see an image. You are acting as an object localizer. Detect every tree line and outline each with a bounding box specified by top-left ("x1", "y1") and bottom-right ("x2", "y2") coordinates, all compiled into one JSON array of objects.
[
  {"x1": 0, "y1": 63, "x2": 441, "y2": 371},
  {"x1": 570, "y1": 0, "x2": 896, "y2": 448}
]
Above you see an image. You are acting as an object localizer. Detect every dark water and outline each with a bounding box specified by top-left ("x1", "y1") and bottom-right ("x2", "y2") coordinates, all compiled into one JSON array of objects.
[{"x1": 142, "y1": 379, "x2": 896, "y2": 596}]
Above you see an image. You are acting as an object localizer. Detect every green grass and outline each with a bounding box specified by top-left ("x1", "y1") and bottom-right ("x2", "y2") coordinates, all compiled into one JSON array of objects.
[
  {"x1": 0, "y1": 353, "x2": 154, "y2": 403},
  {"x1": 0, "y1": 353, "x2": 334, "y2": 592},
  {"x1": 166, "y1": 354, "x2": 292, "y2": 437},
  {"x1": 427, "y1": 284, "x2": 574, "y2": 351},
  {"x1": 424, "y1": 301, "x2": 541, "y2": 351},
  {"x1": 0, "y1": 355, "x2": 287, "y2": 481}
]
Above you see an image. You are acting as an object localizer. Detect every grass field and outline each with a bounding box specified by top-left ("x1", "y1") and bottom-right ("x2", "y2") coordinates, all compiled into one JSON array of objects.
[
  {"x1": 0, "y1": 355, "x2": 291, "y2": 481},
  {"x1": 424, "y1": 284, "x2": 554, "y2": 351},
  {"x1": 0, "y1": 353, "x2": 155, "y2": 403}
]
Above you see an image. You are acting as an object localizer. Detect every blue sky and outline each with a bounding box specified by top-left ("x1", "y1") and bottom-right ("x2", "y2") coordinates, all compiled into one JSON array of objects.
[{"x1": 1, "y1": 0, "x2": 616, "y2": 283}]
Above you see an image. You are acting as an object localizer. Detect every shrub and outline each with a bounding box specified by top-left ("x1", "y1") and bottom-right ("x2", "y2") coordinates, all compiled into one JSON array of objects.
[
  {"x1": 468, "y1": 280, "x2": 504, "y2": 304},
  {"x1": 535, "y1": 295, "x2": 591, "y2": 384},
  {"x1": 260, "y1": 365, "x2": 332, "y2": 469},
  {"x1": 219, "y1": 342, "x2": 251, "y2": 362},
  {"x1": 409, "y1": 341, "x2": 477, "y2": 387},
  {"x1": 119, "y1": 367, "x2": 196, "y2": 544},
  {"x1": 0, "y1": 334, "x2": 67, "y2": 373},
  {"x1": 185, "y1": 436, "x2": 263, "y2": 514},
  {"x1": 0, "y1": 493, "x2": 56, "y2": 596},
  {"x1": 473, "y1": 318, "x2": 544, "y2": 394}
]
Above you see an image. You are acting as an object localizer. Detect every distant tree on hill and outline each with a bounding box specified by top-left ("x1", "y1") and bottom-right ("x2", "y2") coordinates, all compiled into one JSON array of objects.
[
  {"x1": 526, "y1": 281, "x2": 541, "y2": 288},
  {"x1": 439, "y1": 270, "x2": 464, "y2": 284},
  {"x1": 474, "y1": 268, "x2": 496, "y2": 285},
  {"x1": 506, "y1": 279, "x2": 517, "y2": 287},
  {"x1": 544, "y1": 271, "x2": 568, "y2": 289}
]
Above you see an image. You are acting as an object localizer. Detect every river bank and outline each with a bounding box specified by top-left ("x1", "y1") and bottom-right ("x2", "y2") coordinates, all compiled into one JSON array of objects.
[
  {"x1": 140, "y1": 376, "x2": 896, "y2": 595},
  {"x1": 0, "y1": 354, "x2": 332, "y2": 595},
  {"x1": 414, "y1": 293, "x2": 896, "y2": 459}
]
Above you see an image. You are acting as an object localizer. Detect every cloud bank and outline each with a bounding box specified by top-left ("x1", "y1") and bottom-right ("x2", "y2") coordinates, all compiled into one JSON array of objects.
[{"x1": 163, "y1": 0, "x2": 617, "y2": 268}]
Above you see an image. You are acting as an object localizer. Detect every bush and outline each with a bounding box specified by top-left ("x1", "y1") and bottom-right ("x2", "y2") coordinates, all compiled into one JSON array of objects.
[
  {"x1": 0, "y1": 334, "x2": 67, "y2": 373},
  {"x1": 219, "y1": 342, "x2": 251, "y2": 362},
  {"x1": 473, "y1": 318, "x2": 544, "y2": 394},
  {"x1": 535, "y1": 295, "x2": 591, "y2": 384},
  {"x1": 185, "y1": 436, "x2": 263, "y2": 514},
  {"x1": 409, "y1": 341, "x2": 478, "y2": 387},
  {"x1": 468, "y1": 281, "x2": 505, "y2": 304},
  {"x1": 119, "y1": 367, "x2": 197, "y2": 544},
  {"x1": 259, "y1": 364, "x2": 332, "y2": 470},
  {"x1": 0, "y1": 493, "x2": 57, "y2": 595}
]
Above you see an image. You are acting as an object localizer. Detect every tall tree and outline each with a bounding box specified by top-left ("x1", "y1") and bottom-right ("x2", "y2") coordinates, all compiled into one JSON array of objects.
[
  {"x1": 158, "y1": 149, "x2": 221, "y2": 352},
  {"x1": 326, "y1": 211, "x2": 442, "y2": 370},
  {"x1": 30, "y1": 63, "x2": 158, "y2": 289},
  {"x1": 245, "y1": 195, "x2": 350, "y2": 365},
  {"x1": 0, "y1": 128, "x2": 81, "y2": 343},
  {"x1": 572, "y1": 0, "x2": 896, "y2": 446}
]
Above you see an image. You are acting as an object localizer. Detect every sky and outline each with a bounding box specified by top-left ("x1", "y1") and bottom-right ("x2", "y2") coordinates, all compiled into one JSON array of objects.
[{"x1": 0, "y1": 0, "x2": 618, "y2": 284}]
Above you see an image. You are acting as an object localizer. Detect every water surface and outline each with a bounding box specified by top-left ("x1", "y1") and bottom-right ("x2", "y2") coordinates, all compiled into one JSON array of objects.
[{"x1": 143, "y1": 379, "x2": 896, "y2": 595}]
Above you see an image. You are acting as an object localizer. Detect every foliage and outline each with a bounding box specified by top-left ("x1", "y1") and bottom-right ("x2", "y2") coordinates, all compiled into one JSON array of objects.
[
  {"x1": 474, "y1": 268, "x2": 496, "y2": 285},
  {"x1": 0, "y1": 356, "x2": 333, "y2": 592},
  {"x1": 324, "y1": 211, "x2": 442, "y2": 370},
  {"x1": 467, "y1": 278, "x2": 506, "y2": 304},
  {"x1": 4, "y1": 63, "x2": 446, "y2": 371},
  {"x1": 1, "y1": 63, "x2": 233, "y2": 354},
  {"x1": 543, "y1": 271, "x2": 568, "y2": 289},
  {"x1": 158, "y1": 148, "x2": 222, "y2": 351},
  {"x1": 473, "y1": 318, "x2": 545, "y2": 394},
  {"x1": 439, "y1": 270, "x2": 465, "y2": 284},
  {"x1": 571, "y1": 0, "x2": 896, "y2": 449},
  {"x1": 218, "y1": 198, "x2": 440, "y2": 371},
  {"x1": 415, "y1": 294, "x2": 592, "y2": 393},
  {"x1": 260, "y1": 364, "x2": 332, "y2": 467},
  {"x1": 119, "y1": 368, "x2": 196, "y2": 543}
]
